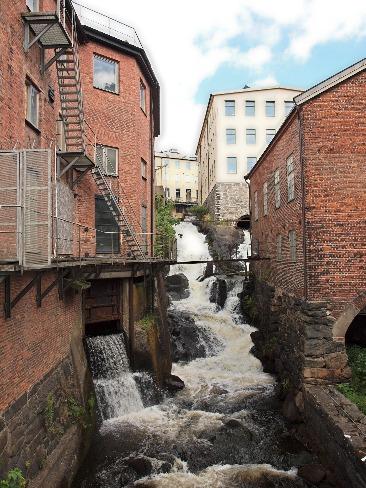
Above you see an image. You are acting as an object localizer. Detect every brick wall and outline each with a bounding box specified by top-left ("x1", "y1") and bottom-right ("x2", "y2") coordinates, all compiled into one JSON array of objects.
[{"x1": 249, "y1": 113, "x2": 305, "y2": 298}]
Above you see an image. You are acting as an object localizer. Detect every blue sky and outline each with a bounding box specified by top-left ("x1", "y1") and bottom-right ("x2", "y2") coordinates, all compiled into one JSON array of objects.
[{"x1": 82, "y1": 0, "x2": 366, "y2": 153}]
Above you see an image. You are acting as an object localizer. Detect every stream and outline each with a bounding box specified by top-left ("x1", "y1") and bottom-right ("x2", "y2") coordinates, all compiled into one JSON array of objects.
[{"x1": 77, "y1": 221, "x2": 316, "y2": 488}]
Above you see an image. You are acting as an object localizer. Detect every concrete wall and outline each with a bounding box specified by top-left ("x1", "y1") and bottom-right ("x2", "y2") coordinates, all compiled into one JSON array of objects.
[{"x1": 204, "y1": 182, "x2": 249, "y2": 221}]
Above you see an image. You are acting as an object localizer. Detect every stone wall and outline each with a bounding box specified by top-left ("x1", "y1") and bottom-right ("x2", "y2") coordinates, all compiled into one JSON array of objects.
[
  {"x1": 249, "y1": 279, "x2": 351, "y2": 389},
  {"x1": 0, "y1": 354, "x2": 94, "y2": 487},
  {"x1": 204, "y1": 183, "x2": 249, "y2": 221},
  {"x1": 303, "y1": 385, "x2": 366, "y2": 488}
]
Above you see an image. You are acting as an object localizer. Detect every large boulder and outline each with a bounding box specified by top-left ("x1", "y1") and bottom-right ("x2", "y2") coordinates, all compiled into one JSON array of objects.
[
  {"x1": 209, "y1": 278, "x2": 227, "y2": 308},
  {"x1": 166, "y1": 273, "x2": 189, "y2": 300}
]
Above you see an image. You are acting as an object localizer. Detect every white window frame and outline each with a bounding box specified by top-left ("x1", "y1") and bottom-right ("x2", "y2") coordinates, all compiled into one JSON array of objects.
[
  {"x1": 287, "y1": 154, "x2": 295, "y2": 202},
  {"x1": 247, "y1": 156, "x2": 257, "y2": 171},
  {"x1": 93, "y1": 54, "x2": 119, "y2": 94},
  {"x1": 276, "y1": 234, "x2": 282, "y2": 261},
  {"x1": 285, "y1": 100, "x2": 294, "y2": 115},
  {"x1": 225, "y1": 100, "x2": 235, "y2": 116},
  {"x1": 227, "y1": 157, "x2": 237, "y2": 174},
  {"x1": 175, "y1": 188, "x2": 181, "y2": 200},
  {"x1": 274, "y1": 169, "x2": 280, "y2": 208},
  {"x1": 263, "y1": 181, "x2": 268, "y2": 216},
  {"x1": 226, "y1": 128, "x2": 236, "y2": 145},
  {"x1": 289, "y1": 230, "x2": 296, "y2": 262},
  {"x1": 96, "y1": 145, "x2": 118, "y2": 176},
  {"x1": 254, "y1": 191, "x2": 258, "y2": 221},
  {"x1": 246, "y1": 128, "x2": 256, "y2": 144},
  {"x1": 266, "y1": 129, "x2": 276, "y2": 144},
  {"x1": 245, "y1": 100, "x2": 255, "y2": 116},
  {"x1": 140, "y1": 80, "x2": 146, "y2": 112},
  {"x1": 265, "y1": 100, "x2": 275, "y2": 117},
  {"x1": 26, "y1": 80, "x2": 40, "y2": 129}
]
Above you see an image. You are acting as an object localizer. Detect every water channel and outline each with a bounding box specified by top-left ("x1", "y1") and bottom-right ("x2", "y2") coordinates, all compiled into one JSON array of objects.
[{"x1": 77, "y1": 222, "x2": 316, "y2": 487}]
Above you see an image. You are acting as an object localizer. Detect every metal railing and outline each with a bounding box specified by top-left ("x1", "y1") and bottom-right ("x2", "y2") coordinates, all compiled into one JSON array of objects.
[{"x1": 73, "y1": 2, "x2": 143, "y2": 49}]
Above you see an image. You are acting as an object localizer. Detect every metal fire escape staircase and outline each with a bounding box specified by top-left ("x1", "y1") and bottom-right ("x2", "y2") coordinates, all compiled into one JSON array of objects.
[{"x1": 22, "y1": 2, "x2": 146, "y2": 260}]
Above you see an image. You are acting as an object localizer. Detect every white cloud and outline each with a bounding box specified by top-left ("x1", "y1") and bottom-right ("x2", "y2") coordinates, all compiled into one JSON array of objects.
[
  {"x1": 79, "y1": 0, "x2": 366, "y2": 154},
  {"x1": 252, "y1": 75, "x2": 279, "y2": 88}
]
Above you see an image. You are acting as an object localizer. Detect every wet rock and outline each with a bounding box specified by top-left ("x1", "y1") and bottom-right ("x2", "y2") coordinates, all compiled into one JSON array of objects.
[
  {"x1": 298, "y1": 464, "x2": 326, "y2": 484},
  {"x1": 210, "y1": 385, "x2": 228, "y2": 395},
  {"x1": 224, "y1": 419, "x2": 254, "y2": 440},
  {"x1": 164, "y1": 374, "x2": 185, "y2": 392},
  {"x1": 209, "y1": 278, "x2": 227, "y2": 308},
  {"x1": 166, "y1": 274, "x2": 189, "y2": 300},
  {"x1": 127, "y1": 455, "x2": 153, "y2": 476},
  {"x1": 282, "y1": 392, "x2": 302, "y2": 423}
]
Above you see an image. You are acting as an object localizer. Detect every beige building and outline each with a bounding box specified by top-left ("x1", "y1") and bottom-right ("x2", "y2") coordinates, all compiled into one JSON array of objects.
[
  {"x1": 196, "y1": 86, "x2": 302, "y2": 220},
  {"x1": 155, "y1": 149, "x2": 198, "y2": 203}
]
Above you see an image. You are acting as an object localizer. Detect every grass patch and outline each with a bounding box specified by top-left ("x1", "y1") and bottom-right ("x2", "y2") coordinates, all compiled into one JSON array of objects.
[{"x1": 337, "y1": 345, "x2": 366, "y2": 415}]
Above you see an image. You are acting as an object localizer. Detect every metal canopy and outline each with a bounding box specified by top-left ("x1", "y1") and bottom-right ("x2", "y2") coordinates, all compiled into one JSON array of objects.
[{"x1": 22, "y1": 12, "x2": 71, "y2": 51}]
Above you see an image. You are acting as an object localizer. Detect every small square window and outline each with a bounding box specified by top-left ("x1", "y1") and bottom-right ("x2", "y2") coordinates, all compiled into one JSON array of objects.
[
  {"x1": 26, "y1": 81, "x2": 39, "y2": 128},
  {"x1": 96, "y1": 145, "x2": 118, "y2": 175},
  {"x1": 93, "y1": 55, "x2": 119, "y2": 93},
  {"x1": 140, "y1": 80, "x2": 146, "y2": 112},
  {"x1": 246, "y1": 129, "x2": 256, "y2": 144},
  {"x1": 266, "y1": 101, "x2": 275, "y2": 117},
  {"x1": 227, "y1": 157, "x2": 237, "y2": 174},
  {"x1": 266, "y1": 129, "x2": 276, "y2": 144},
  {"x1": 225, "y1": 100, "x2": 235, "y2": 116},
  {"x1": 285, "y1": 100, "x2": 294, "y2": 115},
  {"x1": 226, "y1": 128, "x2": 236, "y2": 144},
  {"x1": 247, "y1": 157, "x2": 257, "y2": 171},
  {"x1": 141, "y1": 158, "x2": 147, "y2": 179},
  {"x1": 245, "y1": 100, "x2": 255, "y2": 116}
]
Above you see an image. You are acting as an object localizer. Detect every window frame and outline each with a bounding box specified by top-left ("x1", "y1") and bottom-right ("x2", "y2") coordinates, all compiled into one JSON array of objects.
[
  {"x1": 225, "y1": 100, "x2": 235, "y2": 116},
  {"x1": 247, "y1": 156, "x2": 257, "y2": 172},
  {"x1": 287, "y1": 154, "x2": 295, "y2": 202},
  {"x1": 226, "y1": 156, "x2": 237, "y2": 174},
  {"x1": 246, "y1": 128, "x2": 256, "y2": 145},
  {"x1": 265, "y1": 100, "x2": 275, "y2": 117},
  {"x1": 274, "y1": 169, "x2": 280, "y2": 208},
  {"x1": 26, "y1": 80, "x2": 40, "y2": 129},
  {"x1": 289, "y1": 230, "x2": 297, "y2": 262},
  {"x1": 285, "y1": 100, "x2": 294, "y2": 116},
  {"x1": 93, "y1": 54, "x2": 119, "y2": 94},
  {"x1": 266, "y1": 128, "x2": 276, "y2": 144},
  {"x1": 141, "y1": 158, "x2": 147, "y2": 180},
  {"x1": 140, "y1": 79, "x2": 146, "y2": 113},
  {"x1": 276, "y1": 234, "x2": 282, "y2": 261},
  {"x1": 96, "y1": 145, "x2": 119, "y2": 176},
  {"x1": 226, "y1": 128, "x2": 236, "y2": 145},
  {"x1": 254, "y1": 191, "x2": 258, "y2": 221},
  {"x1": 263, "y1": 181, "x2": 268, "y2": 216},
  {"x1": 26, "y1": 0, "x2": 39, "y2": 11},
  {"x1": 175, "y1": 188, "x2": 181, "y2": 200},
  {"x1": 245, "y1": 100, "x2": 255, "y2": 116}
]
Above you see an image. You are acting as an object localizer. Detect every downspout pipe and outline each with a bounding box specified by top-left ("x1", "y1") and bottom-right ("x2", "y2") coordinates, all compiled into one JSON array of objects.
[{"x1": 295, "y1": 103, "x2": 308, "y2": 300}]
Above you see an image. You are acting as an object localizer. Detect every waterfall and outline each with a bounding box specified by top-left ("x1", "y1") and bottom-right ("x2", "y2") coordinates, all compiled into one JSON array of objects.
[{"x1": 85, "y1": 334, "x2": 143, "y2": 421}]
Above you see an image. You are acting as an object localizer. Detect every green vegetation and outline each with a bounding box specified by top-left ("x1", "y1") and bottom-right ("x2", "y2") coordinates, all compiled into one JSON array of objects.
[
  {"x1": 155, "y1": 196, "x2": 178, "y2": 258},
  {"x1": 241, "y1": 295, "x2": 257, "y2": 322},
  {"x1": 0, "y1": 468, "x2": 26, "y2": 488},
  {"x1": 337, "y1": 345, "x2": 366, "y2": 415},
  {"x1": 67, "y1": 395, "x2": 95, "y2": 430},
  {"x1": 190, "y1": 205, "x2": 209, "y2": 220},
  {"x1": 137, "y1": 313, "x2": 156, "y2": 332}
]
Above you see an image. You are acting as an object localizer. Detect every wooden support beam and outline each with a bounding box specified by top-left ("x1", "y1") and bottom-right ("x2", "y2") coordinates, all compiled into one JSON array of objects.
[{"x1": 128, "y1": 277, "x2": 135, "y2": 368}]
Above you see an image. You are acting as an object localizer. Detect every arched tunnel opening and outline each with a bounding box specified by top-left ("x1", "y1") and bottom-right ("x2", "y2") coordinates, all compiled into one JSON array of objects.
[
  {"x1": 236, "y1": 214, "x2": 250, "y2": 230},
  {"x1": 345, "y1": 312, "x2": 366, "y2": 347}
]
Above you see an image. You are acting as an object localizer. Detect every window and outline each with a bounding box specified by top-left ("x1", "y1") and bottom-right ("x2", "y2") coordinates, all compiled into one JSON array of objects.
[
  {"x1": 254, "y1": 191, "x2": 258, "y2": 221},
  {"x1": 226, "y1": 128, "x2": 236, "y2": 144},
  {"x1": 263, "y1": 182, "x2": 268, "y2": 216},
  {"x1": 141, "y1": 158, "x2": 147, "y2": 179},
  {"x1": 247, "y1": 156, "x2": 257, "y2": 171},
  {"x1": 26, "y1": 81, "x2": 39, "y2": 128},
  {"x1": 93, "y1": 55, "x2": 119, "y2": 93},
  {"x1": 227, "y1": 157, "x2": 237, "y2": 174},
  {"x1": 287, "y1": 154, "x2": 295, "y2": 201},
  {"x1": 26, "y1": 0, "x2": 39, "y2": 11},
  {"x1": 96, "y1": 145, "x2": 118, "y2": 175},
  {"x1": 274, "y1": 169, "x2": 280, "y2": 208},
  {"x1": 175, "y1": 160, "x2": 180, "y2": 169},
  {"x1": 186, "y1": 161, "x2": 191, "y2": 170},
  {"x1": 165, "y1": 188, "x2": 170, "y2": 198},
  {"x1": 176, "y1": 188, "x2": 181, "y2": 200},
  {"x1": 265, "y1": 101, "x2": 275, "y2": 117},
  {"x1": 140, "y1": 80, "x2": 146, "y2": 112},
  {"x1": 225, "y1": 100, "x2": 235, "y2": 116},
  {"x1": 95, "y1": 196, "x2": 119, "y2": 254},
  {"x1": 186, "y1": 189, "x2": 192, "y2": 202},
  {"x1": 141, "y1": 205, "x2": 147, "y2": 254},
  {"x1": 266, "y1": 129, "x2": 276, "y2": 144},
  {"x1": 289, "y1": 230, "x2": 296, "y2": 262},
  {"x1": 252, "y1": 238, "x2": 259, "y2": 256},
  {"x1": 246, "y1": 129, "x2": 256, "y2": 144},
  {"x1": 276, "y1": 235, "x2": 282, "y2": 261},
  {"x1": 285, "y1": 100, "x2": 294, "y2": 115},
  {"x1": 245, "y1": 100, "x2": 255, "y2": 116},
  {"x1": 196, "y1": 190, "x2": 199, "y2": 200}
]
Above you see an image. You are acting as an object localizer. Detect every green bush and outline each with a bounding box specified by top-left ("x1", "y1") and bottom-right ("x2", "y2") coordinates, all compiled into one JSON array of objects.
[
  {"x1": 155, "y1": 196, "x2": 178, "y2": 258},
  {"x1": 0, "y1": 468, "x2": 26, "y2": 488},
  {"x1": 190, "y1": 205, "x2": 209, "y2": 220},
  {"x1": 337, "y1": 345, "x2": 366, "y2": 414}
]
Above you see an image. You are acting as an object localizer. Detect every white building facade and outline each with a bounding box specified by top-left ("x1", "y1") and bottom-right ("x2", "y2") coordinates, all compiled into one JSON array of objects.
[
  {"x1": 197, "y1": 87, "x2": 302, "y2": 220},
  {"x1": 155, "y1": 149, "x2": 198, "y2": 204}
]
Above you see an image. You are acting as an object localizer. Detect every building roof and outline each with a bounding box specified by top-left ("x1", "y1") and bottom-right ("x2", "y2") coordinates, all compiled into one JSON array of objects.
[
  {"x1": 73, "y1": 2, "x2": 160, "y2": 137},
  {"x1": 155, "y1": 149, "x2": 197, "y2": 161},
  {"x1": 246, "y1": 57, "x2": 366, "y2": 180}
]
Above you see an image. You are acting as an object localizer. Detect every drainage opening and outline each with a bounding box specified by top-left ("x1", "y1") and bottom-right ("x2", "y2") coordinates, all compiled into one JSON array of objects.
[
  {"x1": 236, "y1": 215, "x2": 250, "y2": 230},
  {"x1": 85, "y1": 320, "x2": 120, "y2": 337}
]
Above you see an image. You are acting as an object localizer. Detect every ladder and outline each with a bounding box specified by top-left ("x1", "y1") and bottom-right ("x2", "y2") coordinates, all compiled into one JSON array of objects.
[{"x1": 92, "y1": 161, "x2": 145, "y2": 260}]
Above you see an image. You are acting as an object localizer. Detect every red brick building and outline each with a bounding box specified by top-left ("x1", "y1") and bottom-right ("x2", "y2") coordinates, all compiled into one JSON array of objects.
[
  {"x1": 0, "y1": 1, "x2": 161, "y2": 483},
  {"x1": 247, "y1": 59, "x2": 366, "y2": 386}
]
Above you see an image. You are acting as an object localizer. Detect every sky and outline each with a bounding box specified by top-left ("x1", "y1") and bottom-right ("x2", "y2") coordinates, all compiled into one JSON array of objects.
[{"x1": 78, "y1": 0, "x2": 366, "y2": 155}]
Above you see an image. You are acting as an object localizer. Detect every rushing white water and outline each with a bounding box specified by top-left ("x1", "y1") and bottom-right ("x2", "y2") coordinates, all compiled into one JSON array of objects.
[{"x1": 86, "y1": 334, "x2": 143, "y2": 420}]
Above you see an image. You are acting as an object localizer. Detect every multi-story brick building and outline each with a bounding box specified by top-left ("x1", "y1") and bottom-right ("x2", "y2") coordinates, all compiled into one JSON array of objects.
[
  {"x1": 196, "y1": 86, "x2": 302, "y2": 221},
  {"x1": 0, "y1": 1, "x2": 162, "y2": 483},
  {"x1": 247, "y1": 58, "x2": 366, "y2": 387}
]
